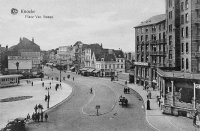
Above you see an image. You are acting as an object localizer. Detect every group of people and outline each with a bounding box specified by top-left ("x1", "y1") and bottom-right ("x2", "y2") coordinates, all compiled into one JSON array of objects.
[
  {"x1": 124, "y1": 87, "x2": 130, "y2": 94},
  {"x1": 31, "y1": 112, "x2": 48, "y2": 122}
]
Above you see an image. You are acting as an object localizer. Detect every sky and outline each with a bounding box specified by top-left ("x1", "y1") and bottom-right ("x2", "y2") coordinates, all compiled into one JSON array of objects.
[{"x1": 0, "y1": 0, "x2": 165, "y2": 52}]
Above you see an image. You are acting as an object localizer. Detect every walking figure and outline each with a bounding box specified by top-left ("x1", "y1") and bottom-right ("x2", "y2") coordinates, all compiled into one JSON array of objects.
[
  {"x1": 32, "y1": 82, "x2": 33, "y2": 86},
  {"x1": 27, "y1": 113, "x2": 30, "y2": 121},
  {"x1": 42, "y1": 82, "x2": 44, "y2": 87},
  {"x1": 41, "y1": 112, "x2": 44, "y2": 122},
  {"x1": 45, "y1": 113, "x2": 48, "y2": 121},
  {"x1": 45, "y1": 95, "x2": 47, "y2": 101},
  {"x1": 90, "y1": 88, "x2": 93, "y2": 94},
  {"x1": 73, "y1": 77, "x2": 74, "y2": 81},
  {"x1": 34, "y1": 104, "x2": 38, "y2": 112}
]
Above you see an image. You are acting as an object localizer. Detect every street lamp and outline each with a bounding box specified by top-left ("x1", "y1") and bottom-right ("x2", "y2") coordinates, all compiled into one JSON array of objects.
[{"x1": 60, "y1": 59, "x2": 62, "y2": 83}]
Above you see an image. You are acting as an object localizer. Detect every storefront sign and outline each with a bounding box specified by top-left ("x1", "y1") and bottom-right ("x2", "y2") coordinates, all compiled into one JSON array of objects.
[{"x1": 134, "y1": 62, "x2": 149, "y2": 66}]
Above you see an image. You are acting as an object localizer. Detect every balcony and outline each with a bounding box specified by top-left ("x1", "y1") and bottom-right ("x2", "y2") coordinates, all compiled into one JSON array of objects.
[
  {"x1": 194, "y1": 18, "x2": 200, "y2": 24},
  {"x1": 150, "y1": 51, "x2": 166, "y2": 56},
  {"x1": 157, "y1": 39, "x2": 167, "y2": 44},
  {"x1": 195, "y1": 3, "x2": 200, "y2": 9},
  {"x1": 150, "y1": 63, "x2": 165, "y2": 67},
  {"x1": 195, "y1": 52, "x2": 200, "y2": 57},
  {"x1": 168, "y1": 45, "x2": 173, "y2": 50},
  {"x1": 150, "y1": 40, "x2": 157, "y2": 45},
  {"x1": 192, "y1": 35, "x2": 200, "y2": 40}
]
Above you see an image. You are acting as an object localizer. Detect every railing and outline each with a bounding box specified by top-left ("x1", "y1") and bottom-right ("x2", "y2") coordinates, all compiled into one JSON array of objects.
[
  {"x1": 195, "y1": 52, "x2": 200, "y2": 57},
  {"x1": 195, "y1": 3, "x2": 200, "y2": 9},
  {"x1": 157, "y1": 39, "x2": 167, "y2": 44},
  {"x1": 150, "y1": 51, "x2": 167, "y2": 56},
  {"x1": 150, "y1": 63, "x2": 165, "y2": 67},
  {"x1": 194, "y1": 18, "x2": 200, "y2": 24},
  {"x1": 150, "y1": 40, "x2": 157, "y2": 45}
]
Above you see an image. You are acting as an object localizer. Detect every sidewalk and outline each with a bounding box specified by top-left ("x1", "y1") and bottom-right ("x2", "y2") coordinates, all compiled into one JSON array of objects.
[
  {"x1": 0, "y1": 78, "x2": 72, "y2": 129},
  {"x1": 114, "y1": 79, "x2": 197, "y2": 131}
]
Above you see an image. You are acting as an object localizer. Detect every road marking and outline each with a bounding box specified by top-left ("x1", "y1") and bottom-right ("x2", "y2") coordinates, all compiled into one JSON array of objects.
[
  {"x1": 81, "y1": 89, "x2": 96, "y2": 115},
  {"x1": 145, "y1": 110, "x2": 160, "y2": 131}
]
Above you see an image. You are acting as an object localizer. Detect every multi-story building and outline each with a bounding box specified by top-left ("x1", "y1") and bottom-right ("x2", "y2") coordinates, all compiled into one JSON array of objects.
[
  {"x1": 8, "y1": 37, "x2": 41, "y2": 74},
  {"x1": 156, "y1": 0, "x2": 200, "y2": 117},
  {"x1": 0, "y1": 45, "x2": 8, "y2": 74},
  {"x1": 57, "y1": 46, "x2": 75, "y2": 70},
  {"x1": 134, "y1": 14, "x2": 167, "y2": 89}
]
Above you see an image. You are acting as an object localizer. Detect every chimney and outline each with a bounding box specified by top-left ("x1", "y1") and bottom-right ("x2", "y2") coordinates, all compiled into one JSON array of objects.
[{"x1": 32, "y1": 37, "x2": 34, "y2": 43}]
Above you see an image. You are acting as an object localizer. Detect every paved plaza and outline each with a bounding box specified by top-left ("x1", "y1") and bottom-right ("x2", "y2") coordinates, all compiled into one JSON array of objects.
[{"x1": 0, "y1": 78, "x2": 72, "y2": 129}]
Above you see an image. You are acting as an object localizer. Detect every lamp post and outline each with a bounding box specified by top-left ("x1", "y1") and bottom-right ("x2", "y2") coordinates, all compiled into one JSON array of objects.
[{"x1": 60, "y1": 59, "x2": 62, "y2": 83}]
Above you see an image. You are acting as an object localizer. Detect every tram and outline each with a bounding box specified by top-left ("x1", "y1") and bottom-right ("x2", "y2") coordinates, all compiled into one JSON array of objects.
[{"x1": 0, "y1": 74, "x2": 22, "y2": 88}]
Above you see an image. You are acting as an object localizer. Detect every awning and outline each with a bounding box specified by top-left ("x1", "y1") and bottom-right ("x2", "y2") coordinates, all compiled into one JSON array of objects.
[
  {"x1": 79, "y1": 68, "x2": 89, "y2": 71},
  {"x1": 87, "y1": 68, "x2": 95, "y2": 73},
  {"x1": 93, "y1": 70, "x2": 100, "y2": 73}
]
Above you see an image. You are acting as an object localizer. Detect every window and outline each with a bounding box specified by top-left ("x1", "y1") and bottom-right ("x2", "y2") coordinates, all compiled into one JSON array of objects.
[
  {"x1": 186, "y1": 43, "x2": 189, "y2": 53},
  {"x1": 141, "y1": 28, "x2": 144, "y2": 34},
  {"x1": 186, "y1": 58, "x2": 189, "y2": 70},
  {"x1": 169, "y1": 35, "x2": 172, "y2": 45},
  {"x1": 159, "y1": 33, "x2": 161, "y2": 40},
  {"x1": 146, "y1": 45, "x2": 149, "y2": 51},
  {"x1": 181, "y1": 28, "x2": 184, "y2": 37},
  {"x1": 169, "y1": 0, "x2": 172, "y2": 7},
  {"x1": 181, "y1": 15, "x2": 184, "y2": 24},
  {"x1": 185, "y1": 0, "x2": 189, "y2": 9},
  {"x1": 113, "y1": 64, "x2": 115, "y2": 69},
  {"x1": 105, "y1": 64, "x2": 107, "y2": 69},
  {"x1": 169, "y1": 50, "x2": 172, "y2": 59},
  {"x1": 145, "y1": 35, "x2": 148, "y2": 41},
  {"x1": 182, "y1": 43, "x2": 184, "y2": 53},
  {"x1": 146, "y1": 55, "x2": 149, "y2": 62},
  {"x1": 121, "y1": 64, "x2": 123, "y2": 68},
  {"x1": 163, "y1": 23, "x2": 165, "y2": 30},
  {"x1": 146, "y1": 28, "x2": 148, "y2": 32},
  {"x1": 186, "y1": 26, "x2": 189, "y2": 38},
  {"x1": 141, "y1": 55, "x2": 144, "y2": 62},
  {"x1": 152, "y1": 26, "x2": 156, "y2": 32},
  {"x1": 159, "y1": 24, "x2": 161, "y2": 31},
  {"x1": 141, "y1": 35, "x2": 143, "y2": 41},
  {"x1": 182, "y1": 58, "x2": 184, "y2": 69},
  {"x1": 137, "y1": 36, "x2": 139, "y2": 42},
  {"x1": 169, "y1": 24, "x2": 172, "y2": 32},
  {"x1": 181, "y1": 2, "x2": 184, "y2": 11},
  {"x1": 109, "y1": 64, "x2": 111, "y2": 69},
  {"x1": 185, "y1": 13, "x2": 189, "y2": 23},
  {"x1": 169, "y1": 11, "x2": 173, "y2": 19}
]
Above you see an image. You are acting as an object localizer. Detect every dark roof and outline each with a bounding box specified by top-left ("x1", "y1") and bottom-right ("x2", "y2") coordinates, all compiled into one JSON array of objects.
[
  {"x1": 135, "y1": 14, "x2": 166, "y2": 28},
  {"x1": 113, "y1": 50, "x2": 124, "y2": 58},
  {"x1": 8, "y1": 37, "x2": 40, "y2": 56}
]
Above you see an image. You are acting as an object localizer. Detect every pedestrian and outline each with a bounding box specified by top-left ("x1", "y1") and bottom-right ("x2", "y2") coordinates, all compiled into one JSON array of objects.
[
  {"x1": 32, "y1": 82, "x2": 33, "y2": 86},
  {"x1": 32, "y1": 112, "x2": 35, "y2": 121},
  {"x1": 42, "y1": 82, "x2": 44, "y2": 87},
  {"x1": 26, "y1": 80, "x2": 28, "y2": 84},
  {"x1": 50, "y1": 82, "x2": 51, "y2": 86},
  {"x1": 52, "y1": 78, "x2": 53, "y2": 81},
  {"x1": 73, "y1": 77, "x2": 74, "y2": 81},
  {"x1": 34, "y1": 104, "x2": 38, "y2": 113},
  {"x1": 147, "y1": 99, "x2": 150, "y2": 110},
  {"x1": 45, "y1": 113, "x2": 48, "y2": 121},
  {"x1": 27, "y1": 113, "x2": 30, "y2": 121},
  {"x1": 193, "y1": 111, "x2": 197, "y2": 126},
  {"x1": 45, "y1": 95, "x2": 47, "y2": 101},
  {"x1": 37, "y1": 112, "x2": 40, "y2": 122},
  {"x1": 41, "y1": 112, "x2": 44, "y2": 122},
  {"x1": 60, "y1": 83, "x2": 61, "y2": 87}
]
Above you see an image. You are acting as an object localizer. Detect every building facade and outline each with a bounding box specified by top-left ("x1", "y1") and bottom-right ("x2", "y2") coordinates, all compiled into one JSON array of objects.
[
  {"x1": 134, "y1": 14, "x2": 167, "y2": 89},
  {"x1": 156, "y1": 0, "x2": 200, "y2": 117}
]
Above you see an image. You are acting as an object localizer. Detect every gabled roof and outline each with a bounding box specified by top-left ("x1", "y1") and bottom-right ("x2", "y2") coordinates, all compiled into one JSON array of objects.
[
  {"x1": 134, "y1": 14, "x2": 166, "y2": 28},
  {"x1": 113, "y1": 50, "x2": 124, "y2": 58}
]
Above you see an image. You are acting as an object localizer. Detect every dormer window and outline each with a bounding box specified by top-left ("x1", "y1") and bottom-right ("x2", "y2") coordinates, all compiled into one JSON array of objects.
[{"x1": 101, "y1": 58, "x2": 104, "y2": 61}]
